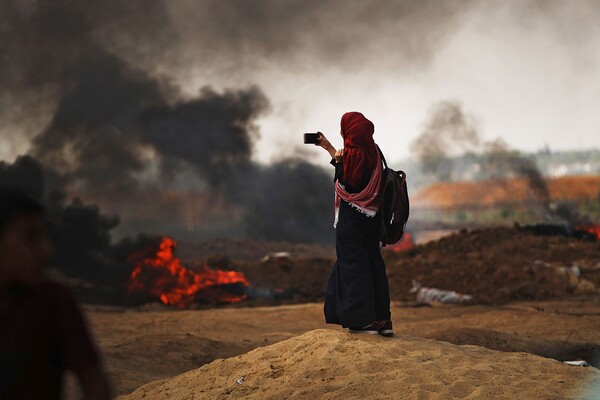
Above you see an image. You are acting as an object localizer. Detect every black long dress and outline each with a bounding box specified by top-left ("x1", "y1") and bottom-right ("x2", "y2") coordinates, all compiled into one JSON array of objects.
[{"x1": 324, "y1": 159, "x2": 391, "y2": 328}]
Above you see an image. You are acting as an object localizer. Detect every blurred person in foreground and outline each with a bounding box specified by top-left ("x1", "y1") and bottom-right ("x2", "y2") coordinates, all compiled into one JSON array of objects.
[
  {"x1": 0, "y1": 188, "x2": 111, "y2": 400},
  {"x1": 316, "y1": 112, "x2": 393, "y2": 336}
]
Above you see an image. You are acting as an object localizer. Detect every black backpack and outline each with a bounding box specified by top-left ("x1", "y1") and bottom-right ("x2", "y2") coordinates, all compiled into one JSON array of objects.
[{"x1": 377, "y1": 146, "x2": 410, "y2": 246}]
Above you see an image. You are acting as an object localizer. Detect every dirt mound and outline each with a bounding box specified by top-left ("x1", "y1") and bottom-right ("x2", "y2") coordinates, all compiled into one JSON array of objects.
[
  {"x1": 384, "y1": 226, "x2": 600, "y2": 304},
  {"x1": 105, "y1": 226, "x2": 598, "y2": 308},
  {"x1": 220, "y1": 226, "x2": 599, "y2": 306},
  {"x1": 117, "y1": 329, "x2": 600, "y2": 400}
]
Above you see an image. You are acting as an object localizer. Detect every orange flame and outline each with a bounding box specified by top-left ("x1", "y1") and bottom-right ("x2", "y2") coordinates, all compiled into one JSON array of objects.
[
  {"x1": 127, "y1": 237, "x2": 250, "y2": 307},
  {"x1": 576, "y1": 224, "x2": 600, "y2": 240},
  {"x1": 389, "y1": 232, "x2": 414, "y2": 252}
]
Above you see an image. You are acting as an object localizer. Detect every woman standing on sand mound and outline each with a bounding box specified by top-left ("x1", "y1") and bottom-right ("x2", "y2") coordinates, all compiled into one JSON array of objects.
[{"x1": 316, "y1": 112, "x2": 393, "y2": 336}]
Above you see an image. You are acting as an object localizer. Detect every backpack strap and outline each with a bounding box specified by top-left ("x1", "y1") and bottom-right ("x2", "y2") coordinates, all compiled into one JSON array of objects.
[
  {"x1": 376, "y1": 145, "x2": 388, "y2": 170},
  {"x1": 398, "y1": 170, "x2": 407, "y2": 185},
  {"x1": 377, "y1": 145, "x2": 408, "y2": 184}
]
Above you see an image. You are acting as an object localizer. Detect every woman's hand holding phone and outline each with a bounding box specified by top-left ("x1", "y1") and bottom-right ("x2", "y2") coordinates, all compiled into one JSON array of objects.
[{"x1": 316, "y1": 132, "x2": 337, "y2": 159}]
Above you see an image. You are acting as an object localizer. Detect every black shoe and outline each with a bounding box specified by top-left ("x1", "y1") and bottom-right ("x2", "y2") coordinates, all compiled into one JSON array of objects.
[
  {"x1": 349, "y1": 321, "x2": 381, "y2": 334},
  {"x1": 378, "y1": 320, "x2": 394, "y2": 337}
]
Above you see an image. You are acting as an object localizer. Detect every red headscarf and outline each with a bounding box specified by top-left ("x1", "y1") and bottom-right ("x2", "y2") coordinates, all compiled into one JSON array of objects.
[{"x1": 340, "y1": 112, "x2": 378, "y2": 188}]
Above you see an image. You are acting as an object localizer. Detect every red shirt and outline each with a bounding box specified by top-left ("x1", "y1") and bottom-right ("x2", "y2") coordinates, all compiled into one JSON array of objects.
[{"x1": 0, "y1": 281, "x2": 99, "y2": 399}]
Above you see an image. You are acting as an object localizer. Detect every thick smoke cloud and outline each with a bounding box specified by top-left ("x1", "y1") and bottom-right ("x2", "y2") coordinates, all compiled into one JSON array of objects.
[
  {"x1": 31, "y1": 53, "x2": 165, "y2": 190},
  {"x1": 1, "y1": 0, "x2": 470, "y2": 121},
  {"x1": 3, "y1": 1, "x2": 600, "y2": 162},
  {"x1": 241, "y1": 159, "x2": 333, "y2": 243},
  {"x1": 138, "y1": 87, "x2": 269, "y2": 188},
  {"x1": 0, "y1": 0, "x2": 481, "y2": 164},
  {"x1": 1, "y1": 0, "x2": 335, "y2": 243},
  {"x1": 158, "y1": 0, "x2": 470, "y2": 75},
  {"x1": 0, "y1": 156, "x2": 45, "y2": 201},
  {"x1": 3, "y1": 0, "x2": 596, "y2": 299},
  {"x1": 15, "y1": 1, "x2": 590, "y2": 242},
  {"x1": 0, "y1": 1, "x2": 172, "y2": 151}
]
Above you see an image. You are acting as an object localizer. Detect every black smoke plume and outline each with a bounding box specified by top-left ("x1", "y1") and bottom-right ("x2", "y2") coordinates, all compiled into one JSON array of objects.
[
  {"x1": 10, "y1": 0, "x2": 585, "y2": 243},
  {"x1": 1, "y1": 0, "x2": 333, "y2": 244},
  {"x1": 137, "y1": 87, "x2": 268, "y2": 189},
  {"x1": 240, "y1": 159, "x2": 334, "y2": 244},
  {"x1": 482, "y1": 140, "x2": 551, "y2": 212},
  {"x1": 0, "y1": 156, "x2": 45, "y2": 201},
  {"x1": 410, "y1": 101, "x2": 480, "y2": 182}
]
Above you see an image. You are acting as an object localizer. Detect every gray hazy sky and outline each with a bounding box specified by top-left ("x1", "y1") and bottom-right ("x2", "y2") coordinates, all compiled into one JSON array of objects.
[
  {"x1": 176, "y1": 0, "x2": 600, "y2": 164},
  {"x1": 2, "y1": 0, "x2": 599, "y2": 165}
]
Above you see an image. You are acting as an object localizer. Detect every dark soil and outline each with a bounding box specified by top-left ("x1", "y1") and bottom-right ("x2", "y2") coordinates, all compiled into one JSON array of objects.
[
  {"x1": 68, "y1": 226, "x2": 599, "y2": 307},
  {"x1": 384, "y1": 226, "x2": 599, "y2": 304},
  {"x1": 223, "y1": 226, "x2": 599, "y2": 306}
]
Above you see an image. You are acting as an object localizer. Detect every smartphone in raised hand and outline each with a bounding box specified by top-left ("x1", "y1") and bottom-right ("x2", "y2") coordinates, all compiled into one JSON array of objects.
[{"x1": 303, "y1": 133, "x2": 320, "y2": 144}]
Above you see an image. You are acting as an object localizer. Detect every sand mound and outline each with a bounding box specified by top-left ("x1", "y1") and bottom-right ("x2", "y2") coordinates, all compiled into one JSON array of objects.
[{"x1": 118, "y1": 329, "x2": 600, "y2": 400}]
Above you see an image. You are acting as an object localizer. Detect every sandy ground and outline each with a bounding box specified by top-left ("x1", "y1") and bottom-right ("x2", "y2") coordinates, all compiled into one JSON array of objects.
[
  {"x1": 71, "y1": 297, "x2": 600, "y2": 399},
  {"x1": 118, "y1": 329, "x2": 600, "y2": 400}
]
